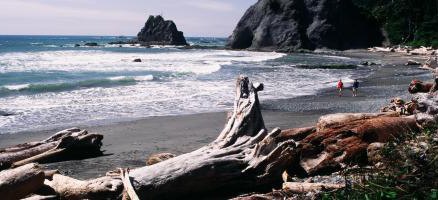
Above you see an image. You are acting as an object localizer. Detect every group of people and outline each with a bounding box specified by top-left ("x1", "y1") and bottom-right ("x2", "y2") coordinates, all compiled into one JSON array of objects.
[{"x1": 336, "y1": 79, "x2": 359, "y2": 97}]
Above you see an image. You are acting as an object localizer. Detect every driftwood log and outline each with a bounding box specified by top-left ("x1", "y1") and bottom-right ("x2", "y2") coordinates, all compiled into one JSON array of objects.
[
  {"x1": 44, "y1": 174, "x2": 123, "y2": 200},
  {"x1": 0, "y1": 163, "x2": 45, "y2": 200},
  {"x1": 282, "y1": 182, "x2": 345, "y2": 193},
  {"x1": 0, "y1": 128, "x2": 103, "y2": 170},
  {"x1": 279, "y1": 113, "x2": 419, "y2": 175},
  {"x1": 44, "y1": 76, "x2": 297, "y2": 199}
]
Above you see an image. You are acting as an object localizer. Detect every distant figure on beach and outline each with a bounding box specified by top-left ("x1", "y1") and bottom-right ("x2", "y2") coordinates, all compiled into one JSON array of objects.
[
  {"x1": 337, "y1": 79, "x2": 344, "y2": 97},
  {"x1": 352, "y1": 79, "x2": 359, "y2": 97}
]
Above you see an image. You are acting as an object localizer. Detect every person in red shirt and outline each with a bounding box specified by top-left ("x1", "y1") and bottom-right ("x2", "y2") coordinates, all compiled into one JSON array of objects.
[{"x1": 337, "y1": 79, "x2": 344, "y2": 97}]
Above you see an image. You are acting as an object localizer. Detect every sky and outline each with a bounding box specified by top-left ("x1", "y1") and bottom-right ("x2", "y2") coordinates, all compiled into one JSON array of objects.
[{"x1": 0, "y1": 0, "x2": 257, "y2": 37}]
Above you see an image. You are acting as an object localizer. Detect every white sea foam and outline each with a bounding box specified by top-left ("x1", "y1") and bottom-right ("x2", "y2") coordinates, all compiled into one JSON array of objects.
[
  {"x1": 133, "y1": 75, "x2": 154, "y2": 81},
  {"x1": 108, "y1": 75, "x2": 154, "y2": 81},
  {"x1": 0, "y1": 49, "x2": 285, "y2": 75},
  {"x1": 43, "y1": 45, "x2": 58, "y2": 48},
  {"x1": 108, "y1": 76, "x2": 128, "y2": 81},
  {"x1": 3, "y1": 84, "x2": 30, "y2": 90}
]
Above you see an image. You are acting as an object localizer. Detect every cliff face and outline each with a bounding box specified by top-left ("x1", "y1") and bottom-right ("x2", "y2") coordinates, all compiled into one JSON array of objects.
[
  {"x1": 227, "y1": 0, "x2": 384, "y2": 51},
  {"x1": 137, "y1": 15, "x2": 188, "y2": 46}
]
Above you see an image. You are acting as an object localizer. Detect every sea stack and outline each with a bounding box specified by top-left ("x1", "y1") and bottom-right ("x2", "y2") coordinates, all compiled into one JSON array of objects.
[
  {"x1": 137, "y1": 15, "x2": 188, "y2": 46},
  {"x1": 227, "y1": 0, "x2": 384, "y2": 52}
]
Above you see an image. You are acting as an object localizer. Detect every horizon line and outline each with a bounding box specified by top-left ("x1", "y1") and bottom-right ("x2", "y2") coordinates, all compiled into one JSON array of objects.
[{"x1": 0, "y1": 34, "x2": 230, "y2": 38}]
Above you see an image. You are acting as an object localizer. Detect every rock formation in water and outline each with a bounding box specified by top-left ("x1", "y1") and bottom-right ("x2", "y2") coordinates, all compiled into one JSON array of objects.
[
  {"x1": 137, "y1": 15, "x2": 188, "y2": 46},
  {"x1": 227, "y1": 0, "x2": 384, "y2": 51}
]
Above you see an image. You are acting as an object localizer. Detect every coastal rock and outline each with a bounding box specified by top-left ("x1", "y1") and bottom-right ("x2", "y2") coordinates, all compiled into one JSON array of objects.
[
  {"x1": 0, "y1": 110, "x2": 14, "y2": 116},
  {"x1": 133, "y1": 58, "x2": 142, "y2": 62},
  {"x1": 227, "y1": 0, "x2": 384, "y2": 51},
  {"x1": 408, "y1": 80, "x2": 433, "y2": 94},
  {"x1": 145, "y1": 152, "x2": 176, "y2": 165},
  {"x1": 361, "y1": 61, "x2": 377, "y2": 66},
  {"x1": 405, "y1": 60, "x2": 421, "y2": 65},
  {"x1": 84, "y1": 42, "x2": 98, "y2": 47},
  {"x1": 367, "y1": 142, "x2": 384, "y2": 164},
  {"x1": 137, "y1": 15, "x2": 188, "y2": 46}
]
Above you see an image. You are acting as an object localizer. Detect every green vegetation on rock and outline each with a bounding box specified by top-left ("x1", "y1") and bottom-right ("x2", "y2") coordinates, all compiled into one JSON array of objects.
[{"x1": 353, "y1": 0, "x2": 438, "y2": 48}]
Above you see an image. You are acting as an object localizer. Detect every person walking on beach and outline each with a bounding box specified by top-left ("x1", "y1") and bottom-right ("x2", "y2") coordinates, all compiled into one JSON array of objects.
[
  {"x1": 352, "y1": 79, "x2": 359, "y2": 97},
  {"x1": 337, "y1": 79, "x2": 344, "y2": 97}
]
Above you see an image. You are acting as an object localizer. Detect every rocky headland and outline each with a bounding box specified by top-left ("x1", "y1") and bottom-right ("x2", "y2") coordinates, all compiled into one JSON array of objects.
[{"x1": 227, "y1": 0, "x2": 384, "y2": 52}]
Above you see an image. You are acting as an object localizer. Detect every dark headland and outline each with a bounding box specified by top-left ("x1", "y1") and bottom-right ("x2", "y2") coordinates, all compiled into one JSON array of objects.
[{"x1": 227, "y1": 0, "x2": 384, "y2": 52}]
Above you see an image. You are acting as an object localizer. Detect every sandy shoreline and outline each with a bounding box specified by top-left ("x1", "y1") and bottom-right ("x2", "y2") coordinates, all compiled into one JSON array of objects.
[{"x1": 0, "y1": 50, "x2": 433, "y2": 179}]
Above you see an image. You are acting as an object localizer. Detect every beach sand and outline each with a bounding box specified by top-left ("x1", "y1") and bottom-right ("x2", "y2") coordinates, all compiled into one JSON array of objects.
[{"x1": 0, "y1": 50, "x2": 433, "y2": 179}]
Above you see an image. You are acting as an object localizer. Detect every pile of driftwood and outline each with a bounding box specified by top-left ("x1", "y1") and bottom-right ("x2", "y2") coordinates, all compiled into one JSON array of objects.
[
  {"x1": 368, "y1": 46, "x2": 437, "y2": 56},
  {"x1": 1, "y1": 75, "x2": 437, "y2": 199}
]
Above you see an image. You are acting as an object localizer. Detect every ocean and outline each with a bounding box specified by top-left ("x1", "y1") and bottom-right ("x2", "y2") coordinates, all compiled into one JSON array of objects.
[{"x1": 0, "y1": 35, "x2": 371, "y2": 134}]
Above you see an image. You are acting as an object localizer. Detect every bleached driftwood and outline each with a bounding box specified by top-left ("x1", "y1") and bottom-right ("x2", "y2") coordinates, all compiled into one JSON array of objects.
[
  {"x1": 282, "y1": 182, "x2": 345, "y2": 193},
  {"x1": 21, "y1": 195, "x2": 58, "y2": 200},
  {"x1": 0, "y1": 128, "x2": 104, "y2": 169},
  {"x1": 0, "y1": 163, "x2": 45, "y2": 200},
  {"x1": 44, "y1": 174, "x2": 123, "y2": 200},
  {"x1": 120, "y1": 168, "x2": 139, "y2": 200}
]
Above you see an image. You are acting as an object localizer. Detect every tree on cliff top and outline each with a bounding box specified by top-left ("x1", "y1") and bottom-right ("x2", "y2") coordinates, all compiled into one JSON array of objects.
[{"x1": 353, "y1": 0, "x2": 438, "y2": 47}]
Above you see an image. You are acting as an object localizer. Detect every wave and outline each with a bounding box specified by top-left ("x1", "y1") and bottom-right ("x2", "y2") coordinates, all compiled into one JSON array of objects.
[
  {"x1": 0, "y1": 75, "x2": 154, "y2": 96},
  {"x1": 0, "y1": 49, "x2": 285, "y2": 75}
]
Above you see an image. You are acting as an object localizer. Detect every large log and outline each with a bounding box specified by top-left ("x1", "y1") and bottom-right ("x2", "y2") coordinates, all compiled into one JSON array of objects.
[
  {"x1": 0, "y1": 163, "x2": 45, "y2": 200},
  {"x1": 297, "y1": 115, "x2": 419, "y2": 175},
  {"x1": 0, "y1": 128, "x2": 104, "y2": 169}
]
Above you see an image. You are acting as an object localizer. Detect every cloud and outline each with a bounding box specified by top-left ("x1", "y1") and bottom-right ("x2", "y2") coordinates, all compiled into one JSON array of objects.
[
  {"x1": 183, "y1": 0, "x2": 235, "y2": 12},
  {"x1": 0, "y1": 0, "x2": 144, "y2": 22},
  {"x1": 0, "y1": 0, "x2": 255, "y2": 36}
]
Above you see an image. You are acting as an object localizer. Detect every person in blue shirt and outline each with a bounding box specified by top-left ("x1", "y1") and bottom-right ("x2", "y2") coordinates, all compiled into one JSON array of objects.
[{"x1": 352, "y1": 79, "x2": 359, "y2": 97}]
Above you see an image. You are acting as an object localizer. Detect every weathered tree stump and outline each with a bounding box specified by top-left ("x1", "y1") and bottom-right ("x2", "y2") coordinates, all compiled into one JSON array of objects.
[
  {"x1": 124, "y1": 76, "x2": 295, "y2": 199},
  {"x1": 0, "y1": 128, "x2": 104, "y2": 170}
]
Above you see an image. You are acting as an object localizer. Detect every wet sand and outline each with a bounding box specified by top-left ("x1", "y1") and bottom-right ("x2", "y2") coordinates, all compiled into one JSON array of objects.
[{"x1": 0, "y1": 50, "x2": 433, "y2": 179}]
